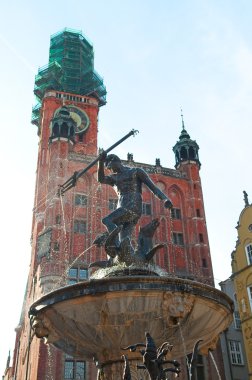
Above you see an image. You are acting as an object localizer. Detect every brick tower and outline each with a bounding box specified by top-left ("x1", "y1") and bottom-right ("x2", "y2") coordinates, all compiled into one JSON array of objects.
[{"x1": 8, "y1": 29, "x2": 224, "y2": 380}]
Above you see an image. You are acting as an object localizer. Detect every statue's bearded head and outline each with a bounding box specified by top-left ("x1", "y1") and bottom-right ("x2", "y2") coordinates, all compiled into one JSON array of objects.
[{"x1": 105, "y1": 154, "x2": 121, "y2": 171}]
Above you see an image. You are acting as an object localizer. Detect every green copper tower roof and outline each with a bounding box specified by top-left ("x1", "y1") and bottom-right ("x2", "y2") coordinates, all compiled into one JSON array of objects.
[
  {"x1": 32, "y1": 28, "x2": 106, "y2": 126},
  {"x1": 173, "y1": 111, "x2": 201, "y2": 169}
]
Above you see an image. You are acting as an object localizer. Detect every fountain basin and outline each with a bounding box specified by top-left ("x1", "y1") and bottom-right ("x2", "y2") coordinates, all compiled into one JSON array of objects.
[{"x1": 30, "y1": 276, "x2": 233, "y2": 364}]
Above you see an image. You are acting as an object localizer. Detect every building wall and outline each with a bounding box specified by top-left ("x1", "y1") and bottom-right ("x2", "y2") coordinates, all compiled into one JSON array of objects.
[
  {"x1": 220, "y1": 277, "x2": 249, "y2": 380},
  {"x1": 232, "y1": 203, "x2": 252, "y2": 379}
]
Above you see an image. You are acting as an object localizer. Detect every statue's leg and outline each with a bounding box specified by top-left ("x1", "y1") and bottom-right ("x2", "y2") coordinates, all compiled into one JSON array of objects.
[
  {"x1": 120, "y1": 218, "x2": 138, "y2": 241},
  {"x1": 94, "y1": 208, "x2": 130, "y2": 247},
  {"x1": 103, "y1": 208, "x2": 140, "y2": 244},
  {"x1": 102, "y1": 207, "x2": 127, "y2": 232}
]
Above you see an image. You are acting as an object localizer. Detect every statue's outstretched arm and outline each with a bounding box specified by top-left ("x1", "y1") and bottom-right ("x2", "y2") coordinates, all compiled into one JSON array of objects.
[{"x1": 138, "y1": 169, "x2": 173, "y2": 208}]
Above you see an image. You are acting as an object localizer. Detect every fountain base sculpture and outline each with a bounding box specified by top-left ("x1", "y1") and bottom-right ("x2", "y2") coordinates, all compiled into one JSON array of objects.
[
  {"x1": 30, "y1": 147, "x2": 233, "y2": 379},
  {"x1": 30, "y1": 274, "x2": 233, "y2": 379}
]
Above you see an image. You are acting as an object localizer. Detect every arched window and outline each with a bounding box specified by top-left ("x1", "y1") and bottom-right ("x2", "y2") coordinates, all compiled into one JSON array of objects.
[
  {"x1": 188, "y1": 146, "x2": 195, "y2": 160},
  {"x1": 69, "y1": 126, "x2": 75, "y2": 137},
  {"x1": 53, "y1": 123, "x2": 59, "y2": 137},
  {"x1": 61, "y1": 122, "x2": 69, "y2": 138},
  {"x1": 180, "y1": 146, "x2": 187, "y2": 160}
]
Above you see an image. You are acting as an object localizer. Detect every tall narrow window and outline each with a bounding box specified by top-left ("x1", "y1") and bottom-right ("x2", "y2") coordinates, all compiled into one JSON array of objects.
[
  {"x1": 245, "y1": 244, "x2": 252, "y2": 265},
  {"x1": 247, "y1": 286, "x2": 252, "y2": 311},
  {"x1": 56, "y1": 214, "x2": 61, "y2": 225},
  {"x1": 199, "y1": 233, "x2": 204, "y2": 243},
  {"x1": 75, "y1": 194, "x2": 87, "y2": 206},
  {"x1": 202, "y1": 258, "x2": 207, "y2": 268},
  {"x1": 196, "y1": 209, "x2": 201, "y2": 217},
  {"x1": 233, "y1": 311, "x2": 241, "y2": 329},
  {"x1": 142, "y1": 203, "x2": 152, "y2": 215},
  {"x1": 74, "y1": 220, "x2": 86, "y2": 234},
  {"x1": 171, "y1": 208, "x2": 181, "y2": 220},
  {"x1": 228, "y1": 340, "x2": 244, "y2": 365},
  {"x1": 172, "y1": 232, "x2": 184, "y2": 246}
]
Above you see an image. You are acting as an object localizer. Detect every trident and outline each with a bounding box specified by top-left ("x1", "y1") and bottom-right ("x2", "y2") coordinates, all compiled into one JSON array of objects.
[{"x1": 58, "y1": 129, "x2": 139, "y2": 195}]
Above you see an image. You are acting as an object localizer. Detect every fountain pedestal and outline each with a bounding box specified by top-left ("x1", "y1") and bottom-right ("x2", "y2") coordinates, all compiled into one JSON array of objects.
[{"x1": 30, "y1": 275, "x2": 233, "y2": 378}]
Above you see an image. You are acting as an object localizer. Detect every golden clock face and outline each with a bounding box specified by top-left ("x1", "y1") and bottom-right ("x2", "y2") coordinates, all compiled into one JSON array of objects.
[{"x1": 67, "y1": 105, "x2": 90, "y2": 134}]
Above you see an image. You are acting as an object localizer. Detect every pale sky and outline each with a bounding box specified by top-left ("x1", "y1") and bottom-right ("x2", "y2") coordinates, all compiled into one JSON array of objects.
[{"x1": 0, "y1": 0, "x2": 251, "y2": 374}]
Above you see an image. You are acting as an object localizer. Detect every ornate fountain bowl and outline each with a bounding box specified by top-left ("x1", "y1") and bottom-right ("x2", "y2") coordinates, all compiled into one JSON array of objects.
[{"x1": 30, "y1": 275, "x2": 233, "y2": 365}]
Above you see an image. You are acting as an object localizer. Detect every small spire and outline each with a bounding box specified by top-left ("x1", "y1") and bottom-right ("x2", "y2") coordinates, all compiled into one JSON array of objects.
[
  {"x1": 243, "y1": 190, "x2": 249, "y2": 207},
  {"x1": 181, "y1": 108, "x2": 185, "y2": 130}
]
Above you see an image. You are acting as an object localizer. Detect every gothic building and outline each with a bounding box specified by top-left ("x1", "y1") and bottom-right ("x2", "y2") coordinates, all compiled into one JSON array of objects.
[
  {"x1": 231, "y1": 192, "x2": 252, "y2": 379},
  {"x1": 7, "y1": 28, "x2": 223, "y2": 379}
]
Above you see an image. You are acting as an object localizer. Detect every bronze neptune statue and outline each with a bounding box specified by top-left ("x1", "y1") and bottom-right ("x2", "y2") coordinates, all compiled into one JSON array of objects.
[{"x1": 91, "y1": 152, "x2": 173, "y2": 268}]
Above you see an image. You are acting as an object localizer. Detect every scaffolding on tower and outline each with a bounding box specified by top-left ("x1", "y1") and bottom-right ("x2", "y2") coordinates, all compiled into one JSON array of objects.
[{"x1": 32, "y1": 28, "x2": 107, "y2": 127}]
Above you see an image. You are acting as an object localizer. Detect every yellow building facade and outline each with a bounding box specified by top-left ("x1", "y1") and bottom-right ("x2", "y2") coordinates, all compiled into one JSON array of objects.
[{"x1": 232, "y1": 192, "x2": 252, "y2": 379}]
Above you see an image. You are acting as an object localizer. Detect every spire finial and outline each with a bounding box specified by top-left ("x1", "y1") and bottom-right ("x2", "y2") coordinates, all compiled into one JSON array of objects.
[
  {"x1": 180, "y1": 108, "x2": 185, "y2": 130},
  {"x1": 243, "y1": 190, "x2": 249, "y2": 207}
]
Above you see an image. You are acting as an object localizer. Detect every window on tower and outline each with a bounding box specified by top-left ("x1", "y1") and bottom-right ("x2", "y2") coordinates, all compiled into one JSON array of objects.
[
  {"x1": 142, "y1": 202, "x2": 152, "y2": 215},
  {"x1": 61, "y1": 123, "x2": 68, "y2": 137},
  {"x1": 202, "y1": 258, "x2": 208, "y2": 268},
  {"x1": 53, "y1": 123, "x2": 60, "y2": 137},
  {"x1": 74, "y1": 220, "x2": 86, "y2": 234},
  {"x1": 56, "y1": 214, "x2": 61, "y2": 225},
  {"x1": 172, "y1": 232, "x2": 184, "y2": 246},
  {"x1": 196, "y1": 209, "x2": 201, "y2": 217},
  {"x1": 171, "y1": 208, "x2": 181, "y2": 220},
  {"x1": 199, "y1": 233, "x2": 204, "y2": 243},
  {"x1": 75, "y1": 194, "x2": 87, "y2": 206},
  {"x1": 180, "y1": 147, "x2": 187, "y2": 160}
]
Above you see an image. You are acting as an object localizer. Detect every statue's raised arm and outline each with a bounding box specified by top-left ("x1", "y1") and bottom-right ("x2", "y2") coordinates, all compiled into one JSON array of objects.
[{"x1": 136, "y1": 168, "x2": 173, "y2": 209}]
